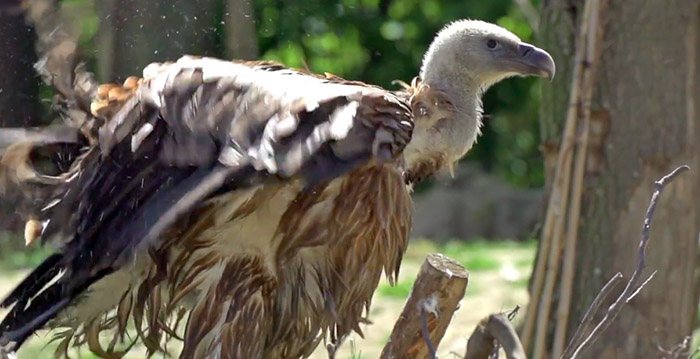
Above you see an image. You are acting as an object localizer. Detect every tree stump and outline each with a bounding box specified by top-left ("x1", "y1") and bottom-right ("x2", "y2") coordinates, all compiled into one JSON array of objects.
[{"x1": 380, "y1": 253, "x2": 469, "y2": 359}]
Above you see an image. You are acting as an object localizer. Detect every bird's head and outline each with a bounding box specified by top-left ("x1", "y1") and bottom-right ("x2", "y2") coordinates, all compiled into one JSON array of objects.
[
  {"x1": 404, "y1": 20, "x2": 555, "y2": 183},
  {"x1": 420, "y1": 19, "x2": 555, "y2": 92}
]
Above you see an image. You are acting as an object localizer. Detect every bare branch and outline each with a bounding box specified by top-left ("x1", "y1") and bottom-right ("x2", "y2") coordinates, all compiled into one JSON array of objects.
[
  {"x1": 465, "y1": 313, "x2": 527, "y2": 359},
  {"x1": 626, "y1": 270, "x2": 656, "y2": 302},
  {"x1": 657, "y1": 336, "x2": 696, "y2": 359},
  {"x1": 560, "y1": 272, "x2": 623, "y2": 358},
  {"x1": 566, "y1": 165, "x2": 690, "y2": 359}
]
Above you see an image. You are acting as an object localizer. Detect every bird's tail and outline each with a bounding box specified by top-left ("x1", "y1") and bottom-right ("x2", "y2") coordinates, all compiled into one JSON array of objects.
[
  {"x1": 0, "y1": 253, "x2": 68, "y2": 348},
  {"x1": 0, "y1": 252, "x2": 112, "y2": 349}
]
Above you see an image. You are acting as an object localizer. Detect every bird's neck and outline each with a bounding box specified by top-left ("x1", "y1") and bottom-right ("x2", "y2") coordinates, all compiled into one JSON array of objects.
[{"x1": 403, "y1": 74, "x2": 483, "y2": 184}]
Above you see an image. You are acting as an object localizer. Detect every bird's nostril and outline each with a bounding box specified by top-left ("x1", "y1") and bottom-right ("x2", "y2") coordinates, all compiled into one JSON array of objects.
[{"x1": 521, "y1": 45, "x2": 534, "y2": 57}]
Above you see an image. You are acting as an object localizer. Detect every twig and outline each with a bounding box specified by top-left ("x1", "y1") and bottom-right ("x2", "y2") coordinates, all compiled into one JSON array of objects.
[
  {"x1": 421, "y1": 308, "x2": 438, "y2": 359},
  {"x1": 566, "y1": 165, "x2": 690, "y2": 359},
  {"x1": 560, "y1": 272, "x2": 623, "y2": 358},
  {"x1": 656, "y1": 336, "x2": 699, "y2": 359},
  {"x1": 507, "y1": 306, "x2": 520, "y2": 321}
]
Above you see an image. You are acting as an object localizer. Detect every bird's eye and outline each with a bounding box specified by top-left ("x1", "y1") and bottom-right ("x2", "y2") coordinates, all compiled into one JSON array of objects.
[{"x1": 487, "y1": 39, "x2": 499, "y2": 49}]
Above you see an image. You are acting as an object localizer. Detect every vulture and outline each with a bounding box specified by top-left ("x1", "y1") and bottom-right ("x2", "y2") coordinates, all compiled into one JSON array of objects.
[{"x1": 0, "y1": 16, "x2": 554, "y2": 359}]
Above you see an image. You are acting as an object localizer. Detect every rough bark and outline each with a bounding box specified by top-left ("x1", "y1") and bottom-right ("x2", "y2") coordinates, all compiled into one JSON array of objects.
[
  {"x1": 380, "y1": 253, "x2": 468, "y2": 359},
  {"x1": 535, "y1": 0, "x2": 700, "y2": 357},
  {"x1": 538, "y1": 0, "x2": 580, "y2": 190}
]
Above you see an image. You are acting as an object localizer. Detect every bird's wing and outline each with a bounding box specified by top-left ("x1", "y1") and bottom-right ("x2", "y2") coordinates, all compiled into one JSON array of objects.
[{"x1": 0, "y1": 56, "x2": 414, "y2": 348}]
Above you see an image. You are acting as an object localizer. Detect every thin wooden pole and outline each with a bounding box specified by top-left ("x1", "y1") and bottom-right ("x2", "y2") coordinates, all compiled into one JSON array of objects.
[
  {"x1": 521, "y1": 0, "x2": 598, "y2": 354},
  {"x1": 551, "y1": 0, "x2": 607, "y2": 356}
]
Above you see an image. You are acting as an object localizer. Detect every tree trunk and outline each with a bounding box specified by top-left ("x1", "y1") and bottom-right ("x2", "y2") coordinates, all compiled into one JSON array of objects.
[
  {"x1": 0, "y1": 7, "x2": 40, "y2": 235},
  {"x1": 95, "y1": 0, "x2": 219, "y2": 82},
  {"x1": 224, "y1": 0, "x2": 258, "y2": 60},
  {"x1": 535, "y1": 0, "x2": 700, "y2": 357},
  {"x1": 0, "y1": 8, "x2": 39, "y2": 128}
]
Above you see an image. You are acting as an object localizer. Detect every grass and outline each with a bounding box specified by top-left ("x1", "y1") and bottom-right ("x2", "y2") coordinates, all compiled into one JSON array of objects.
[
  {"x1": 377, "y1": 238, "x2": 536, "y2": 300},
  {"x1": 377, "y1": 279, "x2": 414, "y2": 298},
  {"x1": 0, "y1": 231, "x2": 54, "y2": 270},
  {"x1": 0, "y1": 238, "x2": 538, "y2": 359},
  {"x1": 345, "y1": 338, "x2": 363, "y2": 359},
  {"x1": 0, "y1": 247, "x2": 53, "y2": 270}
]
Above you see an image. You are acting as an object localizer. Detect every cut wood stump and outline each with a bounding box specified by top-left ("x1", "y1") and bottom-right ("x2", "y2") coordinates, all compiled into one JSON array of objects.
[{"x1": 380, "y1": 253, "x2": 468, "y2": 359}]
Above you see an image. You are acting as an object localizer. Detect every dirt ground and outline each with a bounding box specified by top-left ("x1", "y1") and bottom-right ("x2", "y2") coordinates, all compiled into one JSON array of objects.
[{"x1": 0, "y1": 240, "x2": 535, "y2": 359}]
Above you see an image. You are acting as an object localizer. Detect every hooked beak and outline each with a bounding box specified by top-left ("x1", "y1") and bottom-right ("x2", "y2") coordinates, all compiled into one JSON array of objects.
[{"x1": 512, "y1": 43, "x2": 556, "y2": 80}]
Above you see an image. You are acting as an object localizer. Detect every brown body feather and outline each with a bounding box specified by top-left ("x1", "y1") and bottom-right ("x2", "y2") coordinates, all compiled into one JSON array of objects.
[{"x1": 0, "y1": 57, "x2": 415, "y2": 359}]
